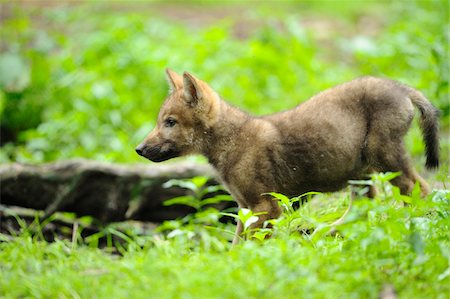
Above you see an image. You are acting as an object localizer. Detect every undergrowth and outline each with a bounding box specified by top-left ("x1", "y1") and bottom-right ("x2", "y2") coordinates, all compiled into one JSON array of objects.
[{"x1": 1, "y1": 175, "x2": 449, "y2": 298}]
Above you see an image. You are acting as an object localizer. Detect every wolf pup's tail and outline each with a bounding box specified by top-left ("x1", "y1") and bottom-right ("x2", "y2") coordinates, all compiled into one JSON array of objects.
[{"x1": 409, "y1": 91, "x2": 440, "y2": 169}]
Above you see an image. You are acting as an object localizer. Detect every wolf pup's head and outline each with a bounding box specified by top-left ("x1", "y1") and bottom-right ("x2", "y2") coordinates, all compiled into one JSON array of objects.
[{"x1": 136, "y1": 69, "x2": 220, "y2": 162}]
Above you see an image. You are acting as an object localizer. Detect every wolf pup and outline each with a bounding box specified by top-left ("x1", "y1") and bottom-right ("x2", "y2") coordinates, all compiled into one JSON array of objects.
[{"x1": 136, "y1": 69, "x2": 440, "y2": 244}]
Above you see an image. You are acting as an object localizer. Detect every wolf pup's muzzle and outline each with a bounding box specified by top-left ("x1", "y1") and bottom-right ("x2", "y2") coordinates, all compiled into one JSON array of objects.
[{"x1": 135, "y1": 143, "x2": 180, "y2": 162}]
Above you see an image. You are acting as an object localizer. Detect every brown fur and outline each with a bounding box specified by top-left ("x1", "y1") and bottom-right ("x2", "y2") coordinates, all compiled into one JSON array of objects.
[{"x1": 136, "y1": 70, "x2": 440, "y2": 244}]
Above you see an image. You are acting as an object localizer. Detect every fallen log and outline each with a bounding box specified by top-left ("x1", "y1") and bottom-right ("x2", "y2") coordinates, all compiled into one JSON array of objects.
[{"x1": 0, "y1": 160, "x2": 232, "y2": 223}]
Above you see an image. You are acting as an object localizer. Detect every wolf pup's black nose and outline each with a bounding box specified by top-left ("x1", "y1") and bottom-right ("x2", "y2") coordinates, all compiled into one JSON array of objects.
[{"x1": 135, "y1": 145, "x2": 144, "y2": 156}]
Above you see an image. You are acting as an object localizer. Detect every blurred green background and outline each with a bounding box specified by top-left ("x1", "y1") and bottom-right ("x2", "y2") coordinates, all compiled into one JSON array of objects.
[{"x1": 0, "y1": 1, "x2": 448, "y2": 171}]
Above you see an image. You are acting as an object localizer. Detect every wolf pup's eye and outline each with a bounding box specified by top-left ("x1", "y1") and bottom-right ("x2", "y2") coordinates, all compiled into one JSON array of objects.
[{"x1": 164, "y1": 117, "x2": 177, "y2": 128}]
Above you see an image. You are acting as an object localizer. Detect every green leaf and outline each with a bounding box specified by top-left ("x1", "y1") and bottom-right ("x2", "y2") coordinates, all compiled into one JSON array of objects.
[
  {"x1": 200, "y1": 195, "x2": 234, "y2": 207},
  {"x1": 219, "y1": 212, "x2": 239, "y2": 220},
  {"x1": 392, "y1": 186, "x2": 412, "y2": 203},
  {"x1": 252, "y1": 229, "x2": 271, "y2": 241},
  {"x1": 408, "y1": 231, "x2": 425, "y2": 255},
  {"x1": 203, "y1": 185, "x2": 228, "y2": 195},
  {"x1": 411, "y1": 181, "x2": 422, "y2": 202},
  {"x1": 266, "y1": 192, "x2": 291, "y2": 209},
  {"x1": 163, "y1": 196, "x2": 199, "y2": 210},
  {"x1": 238, "y1": 208, "x2": 260, "y2": 230},
  {"x1": 191, "y1": 176, "x2": 209, "y2": 189},
  {"x1": 162, "y1": 179, "x2": 198, "y2": 192},
  {"x1": 0, "y1": 53, "x2": 30, "y2": 92},
  {"x1": 377, "y1": 172, "x2": 402, "y2": 183}
]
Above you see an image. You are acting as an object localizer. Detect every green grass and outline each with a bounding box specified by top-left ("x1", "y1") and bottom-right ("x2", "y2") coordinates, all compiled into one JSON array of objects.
[{"x1": 1, "y1": 187, "x2": 449, "y2": 298}]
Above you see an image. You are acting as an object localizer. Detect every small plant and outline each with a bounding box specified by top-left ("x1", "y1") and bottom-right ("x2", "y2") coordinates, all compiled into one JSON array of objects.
[
  {"x1": 157, "y1": 176, "x2": 235, "y2": 250},
  {"x1": 267, "y1": 191, "x2": 320, "y2": 233},
  {"x1": 221, "y1": 208, "x2": 271, "y2": 242},
  {"x1": 162, "y1": 176, "x2": 233, "y2": 211},
  {"x1": 370, "y1": 172, "x2": 402, "y2": 199}
]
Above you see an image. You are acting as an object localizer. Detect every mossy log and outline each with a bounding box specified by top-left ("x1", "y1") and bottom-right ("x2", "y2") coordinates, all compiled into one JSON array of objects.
[{"x1": 0, "y1": 160, "x2": 231, "y2": 223}]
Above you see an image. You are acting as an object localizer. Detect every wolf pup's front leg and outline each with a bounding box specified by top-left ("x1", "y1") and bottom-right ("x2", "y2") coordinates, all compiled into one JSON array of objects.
[{"x1": 232, "y1": 220, "x2": 243, "y2": 245}]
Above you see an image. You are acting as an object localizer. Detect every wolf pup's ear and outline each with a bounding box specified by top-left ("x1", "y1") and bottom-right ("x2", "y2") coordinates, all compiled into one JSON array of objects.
[
  {"x1": 165, "y1": 68, "x2": 183, "y2": 92},
  {"x1": 183, "y1": 71, "x2": 203, "y2": 107}
]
